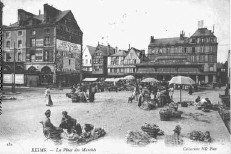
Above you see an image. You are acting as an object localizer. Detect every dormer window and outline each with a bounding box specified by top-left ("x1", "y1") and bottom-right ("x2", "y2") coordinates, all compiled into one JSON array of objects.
[{"x1": 192, "y1": 38, "x2": 196, "y2": 43}]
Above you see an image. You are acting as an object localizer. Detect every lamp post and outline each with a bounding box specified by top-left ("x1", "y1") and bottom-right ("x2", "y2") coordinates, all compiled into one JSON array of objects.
[{"x1": 11, "y1": 42, "x2": 16, "y2": 93}]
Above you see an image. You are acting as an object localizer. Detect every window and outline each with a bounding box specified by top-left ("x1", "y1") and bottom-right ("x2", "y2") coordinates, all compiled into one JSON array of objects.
[
  {"x1": 44, "y1": 36, "x2": 50, "y2": 46},
  {"x1": 18, "y1": 52, "x2": 22, "y2": 61},
  {"x1": 6, "y1": 41, "x2": 10, "y2": 48},
  {"x1": 35, "y1": 49, "x2": 43, "y2": 61},
  {"x1": 31, "y1": 30, "x2": 36, "y2": 35},
  {"x1": 18, "y1": 40, "x2": 22, "y2": 48},
  {"x1": 90, "y1": 59, "x2": 91, "y2": 64},
  {"x1": 192, "y1": 38, "x2": 196, "y2": 43},
  {"x1": 31, "y1": 38, "x2": 36, "y2": 47},
  {"x1": 85, "y1": 59, "x2": 88, "y2": 64},
  {"x1": 18, "y1": 31, "x2": 22, "y2": 36},
  {"x1": 44, "y1": 51, "x2": 49, "y2": 62},
  {"x1": 192, "y1": 47, "x2": 195, "y2": 54},
  {"x1": 69, "y1": 59, "x2": 71, "y2": 65},
  {"x1": 6, "y1": 32, "x2": 11, "y2": 38}
]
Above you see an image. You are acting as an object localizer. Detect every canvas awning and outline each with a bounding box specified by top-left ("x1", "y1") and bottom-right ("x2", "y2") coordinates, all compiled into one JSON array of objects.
[
  {"x1": 82, "y1": 78, "x2": 98, "y2": 82},
  {"x1": 105, "y1": 78, "x2": 124, "y2": 82}
]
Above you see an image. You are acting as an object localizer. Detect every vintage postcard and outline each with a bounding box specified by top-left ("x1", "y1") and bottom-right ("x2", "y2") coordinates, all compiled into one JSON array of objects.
[{"x1": 0, "y1": 0, "x2": 230, "y2": 154}]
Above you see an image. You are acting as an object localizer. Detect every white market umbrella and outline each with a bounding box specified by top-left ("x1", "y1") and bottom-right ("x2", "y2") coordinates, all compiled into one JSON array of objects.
[
  {"x1": 141, "y1": 77, "x2": 159, "y2": 83},
  {"x1": 124, "y1": 75, "x2": 135, "y2": 80},
  {"x1": 169, "y1": 76, "x2": 195, "y2": 102}
]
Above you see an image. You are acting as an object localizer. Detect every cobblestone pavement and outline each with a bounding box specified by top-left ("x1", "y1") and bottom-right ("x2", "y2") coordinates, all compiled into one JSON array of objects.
[{"x1": 0, "y1": 86, "x2": 230, "y2": 154}]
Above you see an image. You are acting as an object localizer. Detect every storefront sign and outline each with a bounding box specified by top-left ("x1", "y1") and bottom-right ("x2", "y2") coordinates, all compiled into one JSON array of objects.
[
  {"x1": 36, "y1": 39, "x2": 44, "y2": 47},
  {"x1": 3, "y1": 74, "x2": 24, "y2": 84}
]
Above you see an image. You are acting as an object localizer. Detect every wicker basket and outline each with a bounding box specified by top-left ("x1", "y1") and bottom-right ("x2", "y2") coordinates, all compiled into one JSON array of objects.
[{"x1": 181, "y1": 102, "x2": 188, "y2": 107}]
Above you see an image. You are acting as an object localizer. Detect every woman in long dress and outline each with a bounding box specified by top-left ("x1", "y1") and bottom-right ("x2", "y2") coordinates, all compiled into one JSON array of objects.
[{"x1": 45, "y1": 87, "x2": 53, "y2": 106}]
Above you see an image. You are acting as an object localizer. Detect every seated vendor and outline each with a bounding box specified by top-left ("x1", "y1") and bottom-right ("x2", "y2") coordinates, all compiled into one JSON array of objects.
[
  {"x1": 195, "y1": 96, "x2": 200, "y2": 103},
  {"x1": 43, "y1": 110, "x2": 63, "y2": 138},
  {"x1": 59, "y1": 111, "x2": 82, "y2": 135}
]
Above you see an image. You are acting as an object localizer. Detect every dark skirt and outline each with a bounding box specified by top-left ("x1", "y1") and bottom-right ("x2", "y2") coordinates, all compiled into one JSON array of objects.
[{"x1": 48, "y1": 95, "x2": 53, "y2": 106}]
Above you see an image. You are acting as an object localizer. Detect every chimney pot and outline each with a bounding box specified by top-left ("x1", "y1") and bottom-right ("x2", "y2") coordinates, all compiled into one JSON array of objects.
[{"x1": 39, "y1": 10, "x2": 41, "y2": 15}]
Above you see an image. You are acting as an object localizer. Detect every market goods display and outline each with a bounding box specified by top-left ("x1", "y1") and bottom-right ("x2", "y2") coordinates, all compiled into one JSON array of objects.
[
  {"x1": 189, "y1": 130, "x2": 212, "y2": 142},
  {"x1": 141, "y1": 123, "x2": 164, "y2": 138},
  {"x1": 169, "y1": 102, "x2": 178, "y2": 111},
  {"x1": 125, "y1": 131, "x2": 156, "y2": 146},
  {"x1": 159, "y1": 109, "x2": 171, "y2": 121},
  {"x1": 181, "y1": 101, "x2": 188, "y2": 107},
  {"x1": 92, "y1": 128, "x2": 106, "y2": 139},
  {"x1": 159, "y1": 109, "x2": 183, "y2": 121}
]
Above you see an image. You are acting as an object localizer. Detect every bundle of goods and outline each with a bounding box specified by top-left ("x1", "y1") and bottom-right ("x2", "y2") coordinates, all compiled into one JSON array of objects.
[
  {"x1": 171, "y1": 110, "x2": 183, "y2": 118},
  {"x1": 141, "y1": 123, "x2": 164, "y2": 138},
  {"x1": 159, "y1": 109, "x2": 171, "y2": 121},
  {"x1": 189, "y1": 130, "x2": 212, "y2": 142},
  {"x1": 165, "y1": 125, "x2": 183, "y2": 146},
  {"x1": 169, "y1": 102, "x2": 178, "y2": 111},
  {"x1": 71, "y1": 93, "x2": 80, "y2": 103},
  {"x1": 140, "y1": 101, "x2": 155, "y2": 111},
  {"x1": 180, "y1": 101, "x2": 188, "y2": 107},
  {"x1": 125, "y1": 131, "x2": 156, "y2": 146},
  {"x1": 92, "y1": 128, "x2": 106, "y2": 139}
]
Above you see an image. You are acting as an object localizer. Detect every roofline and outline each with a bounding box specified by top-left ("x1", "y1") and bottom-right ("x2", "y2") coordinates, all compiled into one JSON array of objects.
[{"x1": 136, "y1": 63, "x2": 204, "y2": 67}]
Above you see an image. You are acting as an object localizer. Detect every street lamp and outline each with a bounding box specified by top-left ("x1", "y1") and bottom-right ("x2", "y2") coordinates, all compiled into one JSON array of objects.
[{"x1": 11, "y1": 42, "x2": 16, "y2": 93}]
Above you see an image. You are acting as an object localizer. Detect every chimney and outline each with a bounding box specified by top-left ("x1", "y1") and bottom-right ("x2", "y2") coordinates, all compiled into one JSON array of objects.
[
  {"x1": 115, "y1": 46, "x2": 118, "y2": 53},
  {"x1": 180, "y1": 31, "x2": 185, "y2": 40},
  {"x1": 150, "y1": 36, "x2": 154, "y2": 43},
  {"x1": 39, "y1": 10, "x2": 41, "y2": 15},
  {"x1": 213, "y1": 25, "x2": 215, "y2": 34},
  {"x1": 129, "y1": 44, "x2": 130, "y2": 50}
]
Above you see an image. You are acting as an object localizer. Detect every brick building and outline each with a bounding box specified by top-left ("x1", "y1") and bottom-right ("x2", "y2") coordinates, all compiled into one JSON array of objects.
[
  {"x1": 3, "y1": 4, "x2": 83, "y2": 86},
  {"x1": 136, "y1": 27, "x2": 218, "y2": 83}
]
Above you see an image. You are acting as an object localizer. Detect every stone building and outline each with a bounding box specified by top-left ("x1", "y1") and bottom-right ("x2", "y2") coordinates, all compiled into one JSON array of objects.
[
  {"x1": 92, "y1": 44, "x2": 115, "y2": 78},
  {"x1": 2, "y1": 4, "x2": 83, "y2": 86},
  {"x1": 136, "y1": 27, "x2": 218, "y2": 83}
]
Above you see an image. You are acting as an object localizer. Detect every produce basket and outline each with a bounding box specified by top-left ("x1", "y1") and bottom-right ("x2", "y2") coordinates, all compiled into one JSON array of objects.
[
  {"x1": 159, "y1": 110, "x2": 171, "y2": 121},
  {"x1": 141, "y1": 123, "x2": 164, "y2": 138},
  {"x1": 172, "y1": 111, "x2": 183, "y2": 118},
  {"x1": 181, "y1": 102, "x2": 188, "y2": 107}
]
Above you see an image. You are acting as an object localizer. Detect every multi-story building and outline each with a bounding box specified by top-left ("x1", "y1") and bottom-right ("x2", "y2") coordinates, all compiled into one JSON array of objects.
[
  {"x1": 3, "y1": 4, "x2": 83, "y2": 86},
  {"x1": 82, "y1": 45, "x2": 96, "y2": 72},
  {"x1": 92, "y1": 44, "x2": 115, "y2": 78},
  {"x1": 123, "y1": 47, "x2": 146, "y2": 74},
  {"x1": 107, "y1": 50, "x2": 128, "y2": 77},
  {"x1": 136, "y1": 27, "x2": 218, "y2": 83}
]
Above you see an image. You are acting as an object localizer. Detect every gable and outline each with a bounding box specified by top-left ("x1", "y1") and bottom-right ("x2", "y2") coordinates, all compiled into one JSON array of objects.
[
  {"x1": 125, "y1": 49, "x2": 139, "y2": 60},
  {"x1": 59, "y1": 11, "x2": 82, "y2": 33}
]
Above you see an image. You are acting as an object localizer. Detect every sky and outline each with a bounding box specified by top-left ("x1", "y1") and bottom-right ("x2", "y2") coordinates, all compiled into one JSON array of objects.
[{"x1": 1, "y1": 0, "x2": 230, "y2": 62}]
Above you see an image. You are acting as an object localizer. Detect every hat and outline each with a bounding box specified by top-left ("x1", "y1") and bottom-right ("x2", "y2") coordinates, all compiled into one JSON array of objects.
[
  {"x1": 45, "y1": 109, "x2": 51, "y2": 116},
  {"x1": 62, "y1": 111, "x2": 68, "y2": 116}
]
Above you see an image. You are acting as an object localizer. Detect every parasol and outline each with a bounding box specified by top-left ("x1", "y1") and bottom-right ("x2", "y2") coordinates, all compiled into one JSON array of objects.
[{"x1": 169, "y1": 76, "x2": 195, "y2": 102}]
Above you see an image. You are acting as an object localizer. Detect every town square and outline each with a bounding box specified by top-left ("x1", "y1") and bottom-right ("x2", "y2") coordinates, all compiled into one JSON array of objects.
[{"x1": 0, "y1": 0, "x2": 230, "y2": 154}]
